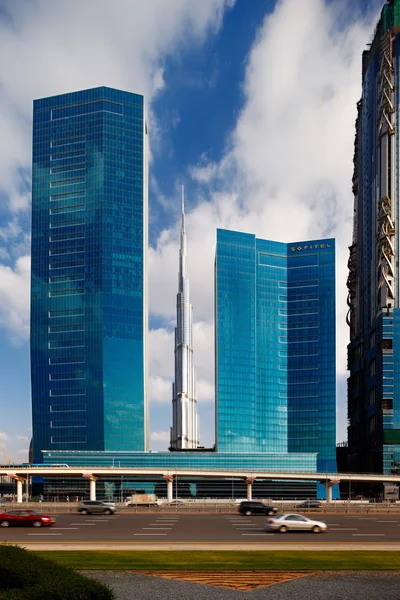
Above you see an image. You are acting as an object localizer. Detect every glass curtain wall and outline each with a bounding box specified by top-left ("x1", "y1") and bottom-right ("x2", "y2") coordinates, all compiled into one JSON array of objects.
[
  {"x1": 31, "y1": 87, "x2": 148, "y2": 462},
  {"x1": 215, "y1": 230, "x2": 337, "y2": 475}
]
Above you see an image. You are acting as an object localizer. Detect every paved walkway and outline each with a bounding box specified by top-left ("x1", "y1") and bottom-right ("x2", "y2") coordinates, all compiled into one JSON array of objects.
[{"x1": 84, "y1": 571, "x2": 400, "y2": 600}]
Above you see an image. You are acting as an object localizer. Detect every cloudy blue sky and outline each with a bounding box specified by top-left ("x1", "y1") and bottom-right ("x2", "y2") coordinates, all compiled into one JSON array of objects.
[{"x1": 0, "y1": 0, "x2": 383, "y2": 463}]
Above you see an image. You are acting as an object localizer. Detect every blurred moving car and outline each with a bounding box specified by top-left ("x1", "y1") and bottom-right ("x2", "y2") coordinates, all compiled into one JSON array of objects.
[
  {"x1": 238, "y1": 501, "x2": 278, "y2": 516},
  {"x1": 295, "y1": 500, "x2": 322, "y2": 509},
  {"x1": 266, "y1": 513, "x2": 327, "y2": 533},
  {"x1": 77, "y1": 500, "x2": 116, "y2": 515},
  {"x1": 0, "y1": 509, "x2": 55, "y2": 528}
]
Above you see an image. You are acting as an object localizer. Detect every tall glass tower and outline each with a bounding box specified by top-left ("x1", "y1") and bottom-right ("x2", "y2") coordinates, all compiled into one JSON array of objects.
[
  {"x1": 30, "y1": 87, "x2": 148, "y2": 462},
  {"x1": 170, "y1": 187, "x2": 200, "y2": 449},
  {"x1": 348, "y1": 0, "x2": 400, "y2": 474},
  {"x1": 215, "y1": 230, "x2": 337, "y2": 474}
]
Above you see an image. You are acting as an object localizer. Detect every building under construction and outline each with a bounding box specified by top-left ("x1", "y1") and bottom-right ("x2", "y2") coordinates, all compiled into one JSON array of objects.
[{"x1": 348, "y1": 0, "x2": 400, "y2": 473}]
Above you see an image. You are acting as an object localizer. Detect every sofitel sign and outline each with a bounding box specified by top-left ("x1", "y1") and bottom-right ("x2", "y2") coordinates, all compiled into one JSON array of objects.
[{"x1": 290, "y1": 243, "x2": 332, "y2": 252}]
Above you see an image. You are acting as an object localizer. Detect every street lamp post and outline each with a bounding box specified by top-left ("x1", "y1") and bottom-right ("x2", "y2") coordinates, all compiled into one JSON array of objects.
[{"x1": 120, "y1": 476, "x2": 123, "y2": 504}]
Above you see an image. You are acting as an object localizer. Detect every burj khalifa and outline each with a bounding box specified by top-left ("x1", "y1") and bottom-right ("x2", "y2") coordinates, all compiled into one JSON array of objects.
[{"x1": 170, "y1": 187, "x2": 200, "y2": 449}]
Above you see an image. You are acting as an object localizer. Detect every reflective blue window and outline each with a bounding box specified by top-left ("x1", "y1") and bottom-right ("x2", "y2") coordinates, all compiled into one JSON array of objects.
[
  {"x1": 31, "y1": 87, "x2": 148, "y2": 461},
  {"x1": 215, "y1": 230, "x2": 337, "y2": 475}
]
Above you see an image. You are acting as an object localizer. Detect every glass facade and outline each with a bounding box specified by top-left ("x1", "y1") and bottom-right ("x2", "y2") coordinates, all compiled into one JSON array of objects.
[
  {"x1": 348, "y1": 1, "x2": 400, "y2": 474},
  {"x1": 42, "y1": 450, "x2": 317, "y2": 472},
  {"x1": 30, "y1": 87, "x2": 148, "y2": 462},
  {"x1": 215, "y1": 230, "x2": 337, "y2": 475}
]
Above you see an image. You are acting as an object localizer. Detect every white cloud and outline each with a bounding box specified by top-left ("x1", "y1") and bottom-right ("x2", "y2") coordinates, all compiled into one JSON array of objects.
[
  {"x1": 151, "y1": 431, "x2": 170, "y2": 442},
  {"x1": 149, "y1": 328, "x2": 174, "y2": 379},
  {"x1": 196, "y1": 379, "x2": 214, "y2": 403},
  {"x1": 0, "y1": 255, "x2": 30, "y2": 343},
  {"x1": 0, "y1": 432, "x2": 10, "y2": 442},
  {"x1": 149, "y1": 375, "x2": 172, "y2": 405},
  {"x1": 149, "y1": 0, "x2": 379, "y2": 443},
  {"x1": 211, "y1": 0, "x2": 377, "y2": 385},
  {"x1": 0, "y1": 0, "x2": 235, "y2": 343},
  {"x1": 150, "y1": 430, "x2": 171, "y2": 450}
]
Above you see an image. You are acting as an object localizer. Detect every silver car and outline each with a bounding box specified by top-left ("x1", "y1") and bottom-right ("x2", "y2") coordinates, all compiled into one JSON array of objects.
[
  {"x1": 265, "y1": 513, "x2": 327, "y2": 533},
  {"x1": 77, "y1": 500, "x2": 116, "y2": 515}
]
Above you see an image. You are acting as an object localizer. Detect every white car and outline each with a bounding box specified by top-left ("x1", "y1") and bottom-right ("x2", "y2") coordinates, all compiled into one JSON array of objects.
[{"x1": 265, "y1": 513, "x2": 327, "y2": 533}]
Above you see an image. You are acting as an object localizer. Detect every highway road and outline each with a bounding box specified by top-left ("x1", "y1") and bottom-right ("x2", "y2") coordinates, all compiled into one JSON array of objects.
[{"x1": 2, "y1": 512, "x2": 400, "y2": 545}]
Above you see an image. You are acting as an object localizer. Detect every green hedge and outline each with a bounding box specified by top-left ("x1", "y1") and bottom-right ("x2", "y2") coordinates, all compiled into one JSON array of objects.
[{"x1": 0, "y1": 545, "x2": 114, "y2": 600}]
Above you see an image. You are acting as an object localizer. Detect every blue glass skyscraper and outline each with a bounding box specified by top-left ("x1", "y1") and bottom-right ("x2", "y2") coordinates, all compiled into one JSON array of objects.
[
  {"x1": 215, "y1": 230, "x2": 337, "y2": 474},
  {"x1": 30, "y1": 87, "x2": 148, "y2": 462}
]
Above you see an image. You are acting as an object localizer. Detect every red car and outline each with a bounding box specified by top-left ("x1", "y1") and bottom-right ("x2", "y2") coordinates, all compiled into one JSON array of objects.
[{"x1": 0, "y1": 509, "x2": 55, "y2": 528}]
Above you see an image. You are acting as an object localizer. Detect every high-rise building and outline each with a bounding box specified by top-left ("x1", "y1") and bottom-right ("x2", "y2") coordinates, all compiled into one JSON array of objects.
[
  {"x1": 347, "y1": 0, "x2": 400, "y2": 474},
  {"x1": 170, "y1": 188, "x2": 200, "y2": 449},
  {"x1": 215, "y1": 230, "x2": 337, "y2": 474},
  {"x1": 30, "y1": 87, "x2": 148, "y2": 462}
]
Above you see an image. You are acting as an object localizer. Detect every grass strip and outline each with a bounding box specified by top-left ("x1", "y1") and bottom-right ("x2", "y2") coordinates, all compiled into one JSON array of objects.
[{"x1": 34, "y1": 551, "x2": 400, "y2": 571}]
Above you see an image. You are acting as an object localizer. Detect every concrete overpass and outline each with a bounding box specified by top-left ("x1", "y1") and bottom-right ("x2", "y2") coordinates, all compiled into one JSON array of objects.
[{"x1": 1, "y1": 466, "x2": 400, "y2": 504}]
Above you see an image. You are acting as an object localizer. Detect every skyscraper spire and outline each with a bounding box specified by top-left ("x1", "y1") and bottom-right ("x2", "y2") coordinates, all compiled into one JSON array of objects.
[{"x1": 170, "y1": 186, "x2": 200, "y2": 449}]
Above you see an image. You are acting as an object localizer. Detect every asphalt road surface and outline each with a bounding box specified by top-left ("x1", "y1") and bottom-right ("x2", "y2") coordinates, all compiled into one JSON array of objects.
[{"x1": 2, "y1": 512, "x2": 400, "y2": 544}]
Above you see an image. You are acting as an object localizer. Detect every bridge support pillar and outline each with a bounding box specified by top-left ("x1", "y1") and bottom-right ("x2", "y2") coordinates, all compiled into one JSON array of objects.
[
  {"x1": 16, "y1": 479, "x2": 24, "y2": 503},
  {"x1": 164, "y1": 475, "x2": 173, "y2": 503},
  {"x1": 90, "y1": 479, "x2": 96, "y2": 501},
  {"x1": 245, "y1": 478, "x2": 255, "y2": 501},
  {"x1": 82, "y1": 474, "x2": 99, "y2": 501},
  {"x1": 322, "y1": 479, "x2": 340, "y2": 504},
  {"x1": 5, "y1": 474, "x2": 26, "y2": 503}
]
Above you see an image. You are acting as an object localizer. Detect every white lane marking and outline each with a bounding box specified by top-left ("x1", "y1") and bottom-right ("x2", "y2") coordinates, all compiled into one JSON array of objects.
[
  {"x1": 53, "y1": 527, "x2": 78, "y2": 530},
  {"x1": 69, "y1": 523, "x2": 96, "y2": 526},
  {"x1": 27, "y1": 533, "x2": 62, "y2": 536},
  {"x1": 357, "y1": 518, "x2": 378, "y2": 520},
  {"x1": 241, "y1": 533, "x2": 274, "y2": 536},
  {"x1": 134, "y1": 533, "x2": 167, "y2": 536},
  {"x1": 229, "y1": 520, "x2": 251, "y2": 523},
  {"x1": 329, "y1": 528, "x2": 358, "y2": 531},
  {"x1": 377, "y1": 521, "x2": 398, "y2": 523},
  {"x1": 142, "y1": 527, "x2": 171, "y2": 530}
]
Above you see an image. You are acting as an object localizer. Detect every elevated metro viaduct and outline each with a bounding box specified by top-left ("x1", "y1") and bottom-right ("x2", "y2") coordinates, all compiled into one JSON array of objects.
[{"x1": 2, "y1": 465, "x2": 400, "y2": 504}]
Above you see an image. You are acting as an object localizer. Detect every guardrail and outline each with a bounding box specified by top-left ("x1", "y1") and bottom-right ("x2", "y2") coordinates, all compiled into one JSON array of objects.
[{"x1": 5, "y1": 500, "x2": 400, "y2": 515}]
